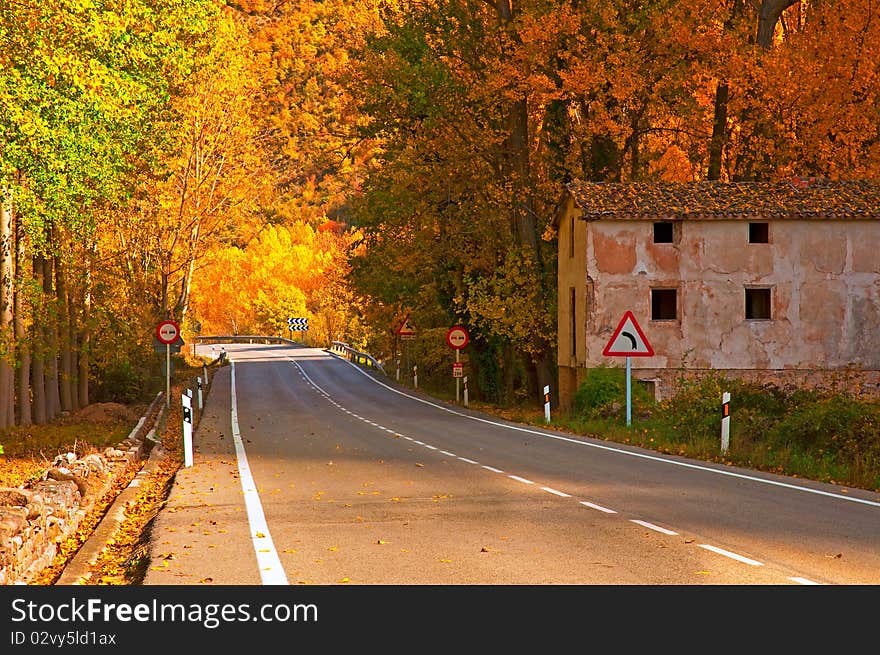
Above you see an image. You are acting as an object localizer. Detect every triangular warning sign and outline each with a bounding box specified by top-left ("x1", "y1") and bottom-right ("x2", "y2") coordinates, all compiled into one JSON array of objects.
[
  {"x1": 602, "y1": 311, "x2": 654, "y2": 357},
  {"x1": 397, "y1": 314, "x2": 416, "y2": 336}
]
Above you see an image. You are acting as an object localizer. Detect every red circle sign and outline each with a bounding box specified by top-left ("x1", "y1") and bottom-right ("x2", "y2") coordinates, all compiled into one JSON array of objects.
[
  {"x1": 156, "y1": 319, "x2": 180, "y2": 345},
  {"x1": 446, "y1": 325, "x2": 469, "y2": 350}
]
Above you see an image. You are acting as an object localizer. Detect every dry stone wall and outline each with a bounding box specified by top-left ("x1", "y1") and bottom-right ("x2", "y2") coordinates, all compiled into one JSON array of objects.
[{"x1": 0, "y1": 397, "x2": 163, "y2": 585}]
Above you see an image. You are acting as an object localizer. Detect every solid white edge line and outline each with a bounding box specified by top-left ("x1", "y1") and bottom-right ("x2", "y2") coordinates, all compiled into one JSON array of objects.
[
  {"x1": 699, "y1": 543, "x2": 764, "y2": 566},
  {"x1": 630, "y1": 519, "x2": 679, "y2": 536},
  {"x1": 330, "y1": 353, "x2": 880, "y2": 508},
  {"x1": 580, "y1": 501, "x2": 617, "y2": 514},
  {"x1": 230, "y1": 362, "x2": 289, "y2": 585}
]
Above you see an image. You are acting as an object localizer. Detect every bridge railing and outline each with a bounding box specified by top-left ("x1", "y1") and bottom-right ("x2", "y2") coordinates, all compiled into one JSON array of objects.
[
  {"x1": 330, "y1": 340, "x2": 386, "y2": 375},
  {"x1": 192, "y1": 335, "x2": 297, "y2": 346},
  {"x1": 191, "y1": 335, "x2": 387, "y2": 376}
]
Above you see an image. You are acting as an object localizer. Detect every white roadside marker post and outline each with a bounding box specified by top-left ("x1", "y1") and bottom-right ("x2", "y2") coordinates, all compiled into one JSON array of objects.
[
  {"x1": 413, "y1": 365, "x2": 418, "y2": 390},
  {"x1": 182, "y1": 392, "x2": 193, "y2": 467},
  {"x1": 543, "y1": 385, "x2": 551, "y2": 424},
  {"x1": 463, "y1": 376, "x2": 469, "y2": 408},
  {"x1": 721, "y1": 391, "x2": 731, "y2": 454}
]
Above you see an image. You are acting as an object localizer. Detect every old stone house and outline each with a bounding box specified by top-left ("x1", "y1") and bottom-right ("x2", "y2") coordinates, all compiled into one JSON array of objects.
[{"x1": 555, "y1": 177, "x2": 880, "y2": 410}]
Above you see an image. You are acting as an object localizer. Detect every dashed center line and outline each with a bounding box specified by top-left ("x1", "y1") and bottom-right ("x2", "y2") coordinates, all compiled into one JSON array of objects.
[
  {"x1": 580, "y1": 501, "x2": 617, "y2": 514},
  {"x1": 630, "y1": 519, "x2": 678, "y2": 536},
  {"x1": 288, "y1": 356, "x2": 821, "y2": 584},
  {"x1": 541, "y1": 486, "x2": 571, "y2": 498},
  {"x1": 699, "y1": 544, "x2": 764, "y2": 566}
]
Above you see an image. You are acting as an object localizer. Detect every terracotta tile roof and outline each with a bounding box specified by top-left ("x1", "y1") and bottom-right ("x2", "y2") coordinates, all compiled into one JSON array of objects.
[{"x1": 566, "y1": 178, "x2": 880, "y2": 220}]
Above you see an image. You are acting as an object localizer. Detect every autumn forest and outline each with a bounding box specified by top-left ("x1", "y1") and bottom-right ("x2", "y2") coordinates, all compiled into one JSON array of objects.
[{"x1": 0, "y1": 0, "x2": 877, "y2": 426}]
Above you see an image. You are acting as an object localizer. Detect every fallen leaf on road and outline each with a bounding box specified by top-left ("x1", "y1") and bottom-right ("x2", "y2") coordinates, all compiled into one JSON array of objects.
[
  {"x1": 338, "y1": 577, "x2": 350, "y2": 583},
  {"x1": 199, "y1": 577, "x2": 213, "y2": 583},
  {"x1": 256, "y1": 532, "x2": 266, "y2": 538},
  {"x1": 415, "y1": 463, "x2": 424, "y2": 468},
  {"x1": 377, "y1": 540, "x2": 388, "y2": 545}
]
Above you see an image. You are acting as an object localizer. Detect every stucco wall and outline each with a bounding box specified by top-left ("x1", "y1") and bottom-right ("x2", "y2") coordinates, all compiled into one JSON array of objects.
[
  {"x1": 557, "y1": 215, "x2": 880, "y2": 408},
  {"x1": 582, "y1": 218, "x2": 880, "y2": 371}
]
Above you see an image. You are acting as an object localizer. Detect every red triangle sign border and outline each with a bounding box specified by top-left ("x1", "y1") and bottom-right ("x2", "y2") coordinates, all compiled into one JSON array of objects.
[{"x1": 602, "y1": 310, "x2": 655, "y2": 357}]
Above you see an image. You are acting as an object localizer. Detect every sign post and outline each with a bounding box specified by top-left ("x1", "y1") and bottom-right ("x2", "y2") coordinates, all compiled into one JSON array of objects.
[
  {"x1": 446, "y1": 325, "x2": 469, "y2": 404},
  {"x1": 397, "y1": 314, "x2": 415, "y2": 389},
  {"x1": 602, "y1": 311, "x2": 654, "y2": 426},
  {"x1": 156, "y1": 320, "x2": 180, "y2": 407}
]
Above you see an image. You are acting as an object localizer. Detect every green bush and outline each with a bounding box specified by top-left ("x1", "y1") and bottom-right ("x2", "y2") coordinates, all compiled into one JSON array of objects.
[
  {"x1": 93, "y1": 360, "x2": 151, "y2": 404},
  {"x1": 573, "y1": 365, "x2": 655, "y2": 421}
]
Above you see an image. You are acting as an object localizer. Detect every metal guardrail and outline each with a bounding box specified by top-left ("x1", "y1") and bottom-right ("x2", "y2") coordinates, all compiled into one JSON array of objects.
[
  {"x1": 191, "y1": 335, "x2": 387, "y2": 375},
  {"x1": 330, "y1": 340, "x2": 386, "y2": 375},
  {"x1": 192, "y1": 335, "x2": 297, "y2": 345}
]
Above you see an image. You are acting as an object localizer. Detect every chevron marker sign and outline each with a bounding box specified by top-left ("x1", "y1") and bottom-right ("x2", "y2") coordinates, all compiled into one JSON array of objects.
[{"x1": 288, "y1": 317, "x2": 309, "y2": 330}]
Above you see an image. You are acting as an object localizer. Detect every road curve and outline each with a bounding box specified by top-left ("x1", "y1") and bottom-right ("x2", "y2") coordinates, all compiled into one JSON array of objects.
[{"x1": 142, "y1": 343, "x2": 880, "y2": 586}]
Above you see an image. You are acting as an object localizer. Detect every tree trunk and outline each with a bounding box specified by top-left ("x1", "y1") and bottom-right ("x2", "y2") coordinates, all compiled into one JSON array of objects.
[
  {"x1": 495, "y1": 2, "x2": 555, "y2": 401},
  {"x1": 43, "y1": 254, "x2": 61, "y2": 420},
  {"x1": 78, "y1": 250, "x2": 92, "y2": 409},
  {"x1": 54, "y1": 247, "x2": 74, "y2": 412},
  {"x1": 0, "y1": 190, "x2": 14, "y2": 428},
  {"x1": 756, "y1": 0, "x2": 799, "y2": 48},
  {"x1": 15, "y1": 220, "x2": 30, "y2": 426},
  {"x1": 31, "y1": 256, "x2": 47, "y2": 424},
  {"x1": 707, "y1": 81, "x2": 729, "y2": 180}
]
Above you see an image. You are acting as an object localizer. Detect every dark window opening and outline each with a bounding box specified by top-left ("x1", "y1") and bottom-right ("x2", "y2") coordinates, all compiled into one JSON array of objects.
[
  {"x1": 749, "y1": 222, "x2": 769, "y2": 243},
  {"x1": 653, "y1": 222, "x2": 674, "y2": 243},
  {"x1": 745, "y1": 288, "x2": 772, "y2": 319},
  {"x1": 651, "y1": 288, "x2": 677, "y2": 320}
]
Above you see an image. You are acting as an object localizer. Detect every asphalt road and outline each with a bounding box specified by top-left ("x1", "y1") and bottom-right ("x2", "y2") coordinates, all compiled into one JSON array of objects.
[{"x1": 142, "y1": 342, "x2": 880, "y2": 586}]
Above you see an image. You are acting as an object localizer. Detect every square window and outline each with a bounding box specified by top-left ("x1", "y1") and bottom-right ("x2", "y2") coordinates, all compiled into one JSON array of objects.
[
  {"x1": 745, "y1": 288, "x2": 771, "y2": 319},
  {"x1": 651, "y1": 288, "x2": 677, "y2": 320},
  {"x1": 749, "y1": 222, "x2": 769, "y2": 243},
  {"x1": 653, "y1": 222, "x2": 674, "y2": 243}
]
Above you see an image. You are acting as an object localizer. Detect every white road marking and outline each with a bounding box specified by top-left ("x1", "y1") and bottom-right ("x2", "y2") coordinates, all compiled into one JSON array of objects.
[
  {"x1": 630, "y1": 519, "x2": 678, "y2": 536},
  {"x1": 788, "y1": 576, "x2": 821, "y2": 585},
  {"x1": 699, "y1": 544, "x2": 764, "y2": 566},
  {"x1": 332, "y1": 354, "x2": 880, "y2": 508},
  {"x1": 230, "y1": 362, "x2": 289, "y2": 585},
  {"x1": 541, "y1": 486, "x2": 571, "y2": 497},
  {"x1": 281, "y1": 351, "x2": 837, "y2": 585},
  {"x1": 580, "y1": 501, "x2": 617, "y2": 514}
]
